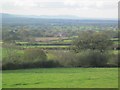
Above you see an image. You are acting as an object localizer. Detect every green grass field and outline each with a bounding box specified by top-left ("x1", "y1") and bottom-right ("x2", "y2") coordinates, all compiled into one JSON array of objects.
[
  {"x1": 2, "y1": 68, "x2": 118, "y2": 88},
  {"x1": 22, "y1": 45, "x2": 69, "y2": 48}
]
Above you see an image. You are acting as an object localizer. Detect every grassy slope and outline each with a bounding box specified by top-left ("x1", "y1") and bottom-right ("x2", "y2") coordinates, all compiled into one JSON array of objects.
[
  {"x1": 0, "y1": 47, "x2": 1, "y2": 62},
  {"x1": 0, "y1": 48, "x2": 1, "y2": 89},
  {"x1": 2, "y1": 68, "x2": 118, "y2": 88}
]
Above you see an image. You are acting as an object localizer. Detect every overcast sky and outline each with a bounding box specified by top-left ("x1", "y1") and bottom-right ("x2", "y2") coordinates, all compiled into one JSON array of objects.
[{"x1": 0, "y1": 0, "x2": 119, "y2": 19}]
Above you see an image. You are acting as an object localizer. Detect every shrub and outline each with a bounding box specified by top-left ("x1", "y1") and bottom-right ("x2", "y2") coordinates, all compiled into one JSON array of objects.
[
  {"x1": 39, "y1": 60, "x2": 61, "y2": 68},
  {"x1": 21, "y1": 48, "x2": 47, "y2": 68},
  {"x1": 2, "y1": 52, "x2": 23, "y2": 70},
  {"x1": 76, "y1": 50, "x2": 108, "y2": 67},
  {"x1": 2, "y1": 48, "x2": 48, "y2": 70},
  {"x1": 24, "y1": 48, "x2": 47, "y2": 63},
  {"x1": 53, "y1": 51, "x2": 78, "y2": 67},
  {"x1": 108, "y1": 52, "x2": 119, "y2": 67},
  {"x1": 2, "y1": 47, "x2": 117, "y2": 70}
]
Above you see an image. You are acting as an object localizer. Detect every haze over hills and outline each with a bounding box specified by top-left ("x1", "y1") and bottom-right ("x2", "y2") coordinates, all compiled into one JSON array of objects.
[
  {"x1": 1, "y1": 13, "x2": 117, "y2": 25},
  {"x1": 1, "y1": 13, "x2": 118, "y2": 20},
  {"x1": 1, "y1": 13, "x2": 81, "y2": 19}
]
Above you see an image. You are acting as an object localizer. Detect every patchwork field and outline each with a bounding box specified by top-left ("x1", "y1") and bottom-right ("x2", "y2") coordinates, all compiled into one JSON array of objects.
[{"x1": 2, "y1": 68, "x2": 118, "y2": 88}]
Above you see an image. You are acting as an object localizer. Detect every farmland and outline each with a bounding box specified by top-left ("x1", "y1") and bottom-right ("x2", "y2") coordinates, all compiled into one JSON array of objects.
[
  {"x1": 13, "y1": 36, "x2": 119, "y2": 50},
  {"x1": 2, "y1": 68, "x2": 118, "y2": 88},
  {"x1": 2, "y1": 13, "x2": 119, "y2": 88},
  {"x1": 2, "y1": 25, "x2": 119, "y2": 69}
]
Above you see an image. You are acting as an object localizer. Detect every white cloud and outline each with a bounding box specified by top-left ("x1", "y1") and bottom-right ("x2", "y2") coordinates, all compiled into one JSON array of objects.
[
  {"x1": 0, "y1": 0, "x2": 119, "y2": 19},
  {"x1": 14, "y1": 0, "x2": 36, "y2": 7},
  {"x1": 63, "y1": 0, "x2": 118, "y2": 9}
]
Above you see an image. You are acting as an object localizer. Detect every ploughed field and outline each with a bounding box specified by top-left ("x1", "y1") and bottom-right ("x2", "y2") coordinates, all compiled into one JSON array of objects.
[{"x1": 2, "y1": 68, "x2": 118, "y2": 88}]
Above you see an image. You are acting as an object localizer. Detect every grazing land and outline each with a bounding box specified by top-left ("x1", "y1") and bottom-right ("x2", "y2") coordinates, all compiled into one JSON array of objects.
[{"x1": 2, "y1": 68, "x2": 118, "y2": 88}]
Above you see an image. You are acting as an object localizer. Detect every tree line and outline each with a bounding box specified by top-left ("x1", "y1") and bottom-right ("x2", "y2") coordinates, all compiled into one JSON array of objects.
[{"x1": 2, "y1": 31, "x2": 119, "y2": 70}]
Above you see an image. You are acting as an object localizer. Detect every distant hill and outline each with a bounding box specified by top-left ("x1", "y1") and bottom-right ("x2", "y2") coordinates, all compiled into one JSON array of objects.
[
  {"x1": 1, "y1": 13, "x2": 80, "y2": 19},
  {"x1": 1, "y1": 13, "x2": 117, "y2": 25},
  {"x1": 1, "y1": 13, "x2": 18, "y2": 18}
]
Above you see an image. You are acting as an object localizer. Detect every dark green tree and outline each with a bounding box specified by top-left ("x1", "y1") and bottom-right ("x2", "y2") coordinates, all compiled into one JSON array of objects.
[{"x1": 73, "y1": 31, "x2": 113, "y2": 53}]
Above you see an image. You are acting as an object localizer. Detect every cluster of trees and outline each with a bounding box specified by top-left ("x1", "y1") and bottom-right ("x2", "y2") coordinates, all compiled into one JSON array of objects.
[
  {"x1": 51, "y1": 30, "x2": 119, "y2": 66},
  {"x1": 2, "y1": 31, "x2": 119, "y2": 70},
  {"x1": 73, "y1": 31, "x2": 113, "y2": 52},
  {"x1": 2, "y1": 17, "x2": 119, "y2": 70},
  {"x1": 2, "y1": 48, "x2": 119, "y2": 70},
  {"x1": 2, "y1": 23, "x2": 118, "y2": 42},
  {"x1": 3, "y1": 47, "x2": 50, "y2": 70},
  {"x1": 57, "y1": 51, "x2": 119, "y2": 67}
]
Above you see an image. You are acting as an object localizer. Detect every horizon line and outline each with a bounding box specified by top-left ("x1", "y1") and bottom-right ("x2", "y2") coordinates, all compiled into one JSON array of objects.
[{"x1": 1, "y1": 12, "x2": 118, "y2": 20}]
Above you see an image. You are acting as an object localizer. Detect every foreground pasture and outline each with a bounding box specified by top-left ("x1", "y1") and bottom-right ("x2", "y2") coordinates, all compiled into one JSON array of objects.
[{"x1": 2, "y1": 68, "x2": 118, "y2": 88}]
